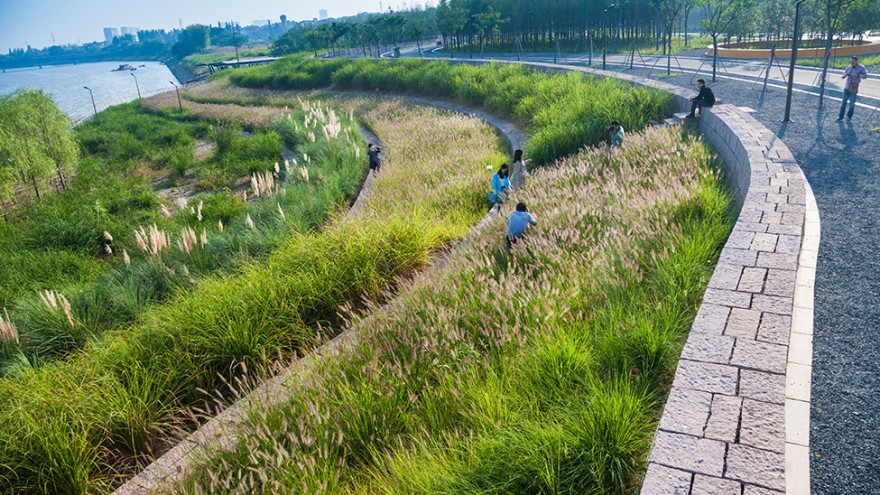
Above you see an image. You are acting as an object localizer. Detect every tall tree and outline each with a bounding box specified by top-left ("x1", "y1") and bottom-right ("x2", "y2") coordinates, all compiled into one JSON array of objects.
[
  {"x1": 701, "y1": 0, "x2": 751, "y2": 81},
  {"x1": 652, "y1": 0, "x2": 686, "y2": 73},
  {"x1": 817, "y1": 0, "x2": 860, "y2": 106}
]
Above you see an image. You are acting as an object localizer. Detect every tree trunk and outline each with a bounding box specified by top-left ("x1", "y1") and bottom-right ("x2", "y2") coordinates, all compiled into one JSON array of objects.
[
  {"x1": 817, "y1": 2, "x2": 834, "y2": 107},
  {"x1": 31, "y1": 175, "x2": 41, "y2": 199},
  {"x1": 712, "y1": 35, "x2": 719, "y2": 82}
]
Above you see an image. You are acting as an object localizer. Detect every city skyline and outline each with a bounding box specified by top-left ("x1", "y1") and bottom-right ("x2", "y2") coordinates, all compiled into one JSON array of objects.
[{"x1": 0, "y1": 0, "x2": 414, "y2": 54}]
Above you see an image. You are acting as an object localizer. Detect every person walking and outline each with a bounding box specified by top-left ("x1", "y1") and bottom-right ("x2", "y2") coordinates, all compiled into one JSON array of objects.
[
  {"x1": 489, "y1": 164, "x2": 511, "y2": 205},
  {"x1": 837, "y1": 56, "x2": 869, "y2": 122},
  {"x1": 608, "y1": 120, "x2": 625, "y2": 147},
  {"x1": 510, "y1": 149, "x2": 532, "y2": 189},
  {"x1": 686, "y1": 79, "x2": 715, "y2": 118},
  {"x1": 368, "y1": 143, "x2": 382, "y2": 172},
  {"x1": 506, "y1": 202, "x2": 538, "y2": 249}
]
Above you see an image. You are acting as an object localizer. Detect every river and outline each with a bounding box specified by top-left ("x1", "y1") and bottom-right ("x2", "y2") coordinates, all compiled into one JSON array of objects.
[{"x1": 0, "y1": 61, "x2": 180, "y2": 123}]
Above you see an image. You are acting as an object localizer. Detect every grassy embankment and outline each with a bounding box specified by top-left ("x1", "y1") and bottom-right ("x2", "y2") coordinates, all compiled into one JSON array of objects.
[
  {"x1": 0, "y1": 91, "x2": 506, "y2": 493},
  {"x1": 0, "y1": 98, "x2": 363, "y2": 372},
  {"x1": 798, "y1": 52, "x2": 880, "y2": 69},
  {"x1": 155, "y1": 59, "x2": 733, "y2": 493}
]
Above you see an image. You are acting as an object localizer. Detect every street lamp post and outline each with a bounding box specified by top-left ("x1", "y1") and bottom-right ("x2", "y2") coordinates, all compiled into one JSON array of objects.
[
  {"x1": 603, "y1": 4, "x2": 617, "y2": 70},
  {"x1": 784, "y1": 0, "x2": 806, "y2": 122},
  {"x1": 169, "y1": 81, "x2": 183, "y2": 112},
  {"x1": 83, "y1": 86, "x2": 97, "y2": 116},
  {"x1": 131, "y1": 73, "x2": 141, "y2": 100}
]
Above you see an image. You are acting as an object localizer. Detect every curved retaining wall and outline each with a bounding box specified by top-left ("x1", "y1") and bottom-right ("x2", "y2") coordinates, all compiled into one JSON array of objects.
[
  {"x1": 707, "y1": 39, "x2": 880, "y2": 59},
  {"x1": 440, "y1": 59, "x2": 818, "y2": 494}
]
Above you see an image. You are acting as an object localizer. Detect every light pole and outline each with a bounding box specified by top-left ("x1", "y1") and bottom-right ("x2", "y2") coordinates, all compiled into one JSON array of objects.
[
  {"x1": 784, "y1": 0, "x2": 806, "y2": 122},
  {"x1": 603, "y1": 4, "x2": 617, "y2": 70},
  {"x1": 83, "y1": 86, "x2": 97, "y2": 116},
  {"x1": 169, "y1": 81, "x2": 183, "y2": 112},
  {"x1": 131, "y1": 72, "x2": 141, "y2": 100}
]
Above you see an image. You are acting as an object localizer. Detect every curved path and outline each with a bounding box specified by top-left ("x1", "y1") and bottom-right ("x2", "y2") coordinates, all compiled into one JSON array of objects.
[{"x1": 113, "y1": 94, "x2": 526, "y2": 495}]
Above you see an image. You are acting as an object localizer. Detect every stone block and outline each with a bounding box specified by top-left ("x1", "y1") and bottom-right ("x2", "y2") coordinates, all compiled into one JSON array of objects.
[
  {"x1": 756, "y1": 252, "x2": 798, "y2": 271},
  {"x1": 640, "y1": 463, "x2": 692, "y2": 495},
  {"x1": 725, "y1": 308, "x2": 761, "y2": 339},
  {"x1": 731, "y1": 339, "x2": 788, "y2": 374},
  {"x1": 757, "y1": 314, "x2": 792, "y2": 345},
  {"x1": 703, "y1": 288, "x2": 752, "y2": 309},
  {"x1": 725, "y1": 444, "x2": 786, "y2": 491},
  {"x1": 766, "y1": 223, "x2": 802, "y2": 235},
  {"x1": 775, "y1": 203, "x2": 806, "y2": 214},
  {"x1": 659, "y1": 387, "x2": 713, "y2": 436},
  {"x1": 739, "y1": 369, "x2": 786, "y2": 404},
  {"x1": 737, "y1": 267, "x2": 767, "y2": 293},
  {"x1": 743, "y1": 485, "x2": 784, "y2": 494},
  {"x1": 736, "y1": 222, "x2": 770, "y2": 233},
  {"x1": 774, "y1": 234, "x2": 802, "y2": 254},
  {"x1": 649, "y1": 431, "x2": 726, "y2": 476},
  {"x1": 726, "y1": 230, "x2": 756, "y2": 249},
  {"x1": 709, "y1": 264, "x2": 744, "y2": 291},
  {"x1": 739, "y1": 399, "x2": 785, "y2": 453},
  {"x1": 761, "y1": 211, "x2": 783, "y2": 225},
  {"x1": 781, "y1": 212, "x2": 804, "y2": 227},
  {"x1": 763, "y1": 269, "x2": 796, "y2": 297},
  {"x1": 750, "y1": 233, "x2": 778, "y2": 252},
  {"x1": 672, "y1": 360, "x2": 739, "y2": 395},
  {"x1": 692, "y1": 475, "x2": 742, "y2": 495},
  {"x1": 719, "y1": 248, "x2": 758, "y2": 267},
  {"x1": 704, "y1": 394, "x2": 742, "y2": 442},
  {"x1": 682, "y1": 332, "x2": 735, "y2": 364},
  {"x1": 693, "y1": 304, "x2": 732, "y2": 335},
  {"x1": 751, "y1": 294, "x2": 793, "y2": 316}
]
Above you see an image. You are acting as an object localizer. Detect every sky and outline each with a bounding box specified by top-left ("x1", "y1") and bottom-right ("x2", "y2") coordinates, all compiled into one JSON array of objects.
[{"x1": 0, "y1": 0, "x2": 399, "y2": 54}]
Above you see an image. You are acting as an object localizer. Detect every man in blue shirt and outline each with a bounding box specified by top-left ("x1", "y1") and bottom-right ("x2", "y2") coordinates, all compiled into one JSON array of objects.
[
  {"x1": 506, "y1": 202, "x2": 538, "y2": 249},
  {"x1": 837, "y1": 56, "x2": 869, "y2": 122}
]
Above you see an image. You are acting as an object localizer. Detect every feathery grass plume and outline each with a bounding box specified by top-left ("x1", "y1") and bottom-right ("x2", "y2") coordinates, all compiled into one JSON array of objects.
[
  {"x1": 39, "y1": 290, "x2": 75, "y2": 329},
  {"x1": 277, "y1": 203, "x2": 286, "y2": 221},
  {"x1": 0, "y1": 308, "x2": 19, "y2": 344},
  {"x1": 103, "y1": 244, "x2": 113, "y2": 255},
  {"x1": 201, "y1": 229, "x2": 208, "y2": 248},
  {"x1": 178, "y1": 227, "x2": 198, "y2": 254},
  {"x1": 308, "y1": 132, "x2": 316, "y2": 143},
  {"x1": 284, "y1": 159, "x2": 291, "y2": 176},
  {"x1": 122, "y1": 249, "x2": 131, "y2": 267},
  {"x1": 274, "y1": 162, "x2": 280, "y2": 175},
  {"x1": 197, "y1": 200, "x2": 204, "y2": 222},
  {"x1": 218, "y1": 220, "x2": 224, "y2": 233},
  {"x1": 134, "y1": 224, "x2": 170, "y2": 256},
  {"x1": 250, "y1": 171, "x2": 277, "y2": 198},
  {"x1": 242, "y1": 190, "x2": 248, "y2": 202},
  {"x1": 246, "y1": 213, "x2": 255, "y2": 230},
  {"x1": 160, "y1": 204, "x2": 172, "y2": 218},
  {"x1": 299, "y1": 167, "x2": 310, "y2": 183},
  {"x1": 103, "y1": 231, "x2": 113, "y2": 242}
]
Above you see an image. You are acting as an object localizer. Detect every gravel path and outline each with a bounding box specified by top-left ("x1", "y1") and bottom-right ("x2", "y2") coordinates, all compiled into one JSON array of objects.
[{"x1": 622, "y1": 67, "x2": 880, "y2": 495}]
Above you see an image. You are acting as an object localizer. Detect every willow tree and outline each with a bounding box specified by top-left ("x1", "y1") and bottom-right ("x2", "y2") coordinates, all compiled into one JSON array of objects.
[{"x1": 0, "y1": 89, "x2": 78, "y2": 202}]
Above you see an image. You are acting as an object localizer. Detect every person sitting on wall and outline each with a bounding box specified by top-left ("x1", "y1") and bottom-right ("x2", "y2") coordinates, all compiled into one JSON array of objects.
[
  {"x1": 506, "y1": 202, "x2": 538, "y2": 250},
  {"x1": 686, "y1": 79, "x2": 715, "y2": 118}
]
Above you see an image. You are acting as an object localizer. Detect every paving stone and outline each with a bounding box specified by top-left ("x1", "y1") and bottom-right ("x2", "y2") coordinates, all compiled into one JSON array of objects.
[
  {"x1": 736, "y1": 221, "x2": 770, "y2": 233},
  {"x1": 725, "y1": 444, "x2": 786, "y2": 491},
  {"x1": 760, "y1": 211, "x2": 783, "y2": 225},
  {"x1": 640, "y1": 463, "x2": 692, "y2": 495},
  {"x1": 681, "y1": 332, "x2": 736, "y2": 364},
  {"x1": 659, "y1": 388, "x2": 713, "y2": 437},
  {"x1": 726, "y1": 230, "x2": 756, "y2": 250},
  {"x1": 750, "y1": 294, "x2": 793, "y2": 316},
  {"x1": 757, "y1": 313, "x2": 792, "y2": 345},
  {"x1": 692, "y1": 475, "x2": 742, "y2": 494},
  {"x1": 737, "y1": 267, "x2": 767, "y2": 293},
  {"x1": 649, "y1": 431, "x2": 726, "y2": 476},
  {"x1": 750, "y1": 233, "x2": 778, "y2": 252},
  {"x1": 739, "y1": 369, "x2": 786, "y2": 404},
  {"x1": 709, "y1": 264, "x2": 744, "y2": 290},
  {"x1": 755, "y1": 252, "x2": 798, "y2": 271},
  {"x1": 731, "y1": 339, "x2": 788, "y2": 374},
  {"x1": 781, "y1": 213, "x2": 804, "y2": 227},
  {"x1": 725, "y1": 308, "x2": 761, "y2": 339},
  {"x1": 763, "y1": 269, "x2": 796, "y2": 297},
  {"x1": 703, "y1": 288, "x2": 752, "y2": 309},
  {"x1": 704, "y1": 394, "x2": 742, "y2": 443},
  {"x1": 672, "y1": 360, "x2": 739, "y2": 395},
  {"x1": 692, "y1": 304, "x2": 732, "y2": 335},
  {"x1": 718, "y1": 248, "x2": 758, "y2": 267},
  {"x1": 743, "y1": 486, "x2": 784, "y2": 495},
  {"x1": 765, "y1": 223, "x2": 802, "y2": 236},
  {"x1": 739, "y1": 399, "x2": 785, "y2": 453},
  {"x1": 774, "y1": 234, "x2": 802, "y2": 254}
]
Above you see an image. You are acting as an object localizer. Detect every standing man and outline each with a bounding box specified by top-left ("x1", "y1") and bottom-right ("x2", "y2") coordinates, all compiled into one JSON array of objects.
[
  {"x1": 837, "y1": 56, "x2": 869, "y2": 122},
  {"x1": 686, "y1": 79, "x2": 715, "y2": 118}
]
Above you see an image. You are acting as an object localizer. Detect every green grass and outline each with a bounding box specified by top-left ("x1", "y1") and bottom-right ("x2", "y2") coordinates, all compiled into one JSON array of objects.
[
  {"x1": 182, "y1": 47, "x2": 272, "y2": 67},
  {"x1": 173, "y1": 124, "x2": 732, "y2": 494},
  {"x1": 798, "y1": 53, "x2": 880, "y2": 69},
  {"x1": 0, "y1": 100, "x2": 364, "y2": 368},
  {"x1": 230, "y1": 57, "x2": 673, "y2": 165},
  {"x1": 0, "y1": 97, "x2": 506, "y2": 494}
]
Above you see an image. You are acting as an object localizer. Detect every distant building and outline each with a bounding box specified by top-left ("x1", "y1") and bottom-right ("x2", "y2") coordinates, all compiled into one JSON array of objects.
[
  {"x1": 120, "y1": 27, "x2": 139, "y2": 42},
  {"x1": 252, "y1": 19, "x2": 272, "y2": 27},
  {"x1": 103, "y1": 27, "x2": 119, "y2": 43},
  {"x1": 319, "y1": 9, "x2": 328, "y2": 20}
]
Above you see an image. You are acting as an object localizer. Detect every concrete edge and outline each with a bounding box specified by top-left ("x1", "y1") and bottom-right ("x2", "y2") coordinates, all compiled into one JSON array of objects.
[{"x1": 112, "y1": 93, "x2": 525, "y2": 495}]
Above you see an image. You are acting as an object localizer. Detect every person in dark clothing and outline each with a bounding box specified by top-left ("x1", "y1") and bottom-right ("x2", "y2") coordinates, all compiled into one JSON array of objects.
[
  {"x1": 687, "y1": 79, "x2": 715, "y2": 118},
  {"x1": 367, "y1": 144, "x2": 382, "y2": 172}
]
